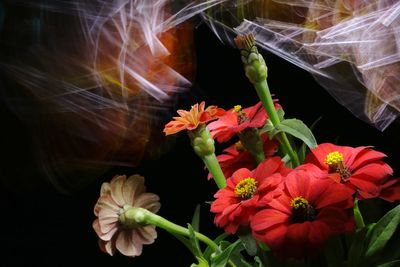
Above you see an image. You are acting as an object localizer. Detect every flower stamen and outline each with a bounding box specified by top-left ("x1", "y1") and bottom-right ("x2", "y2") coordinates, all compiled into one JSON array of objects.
[
  {"x1": 234, "y1": 141, "x2": 245, "y2": 152},
  {"x1": 235, "y1": 177, "x2": 257, "y2": 199},
  {"x1": 324, "y1": 151, "x2": 344, "y2": 167},
  {"x1": 233, "y1": 105, "x2": 242, "y2": 113},
  {"x1": 290, "y1": 196, "x2": 316, "y2": 223},
  {"x1": 324, "y1": 151, "x2": 351, "y2": 180}
]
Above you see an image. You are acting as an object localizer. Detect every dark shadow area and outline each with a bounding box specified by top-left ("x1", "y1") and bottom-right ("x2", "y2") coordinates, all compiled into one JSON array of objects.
[{"x1": 1, "y1": 11, "x2": 399, "y2": 267}]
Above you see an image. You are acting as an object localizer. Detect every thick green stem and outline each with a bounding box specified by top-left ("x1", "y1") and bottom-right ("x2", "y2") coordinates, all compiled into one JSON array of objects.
[
  {"x1": 129, "y1": 208, "x2": 219, "y2": 251},
  {"x1": 254, "y1": 80, "x2": 300, "y2": 167},
  {"x1": 203, "y1": 154, "x2": 227, "y2": 189},
  {"x1": 235, "y1": 33, "x2": 299, "y2": 167}
]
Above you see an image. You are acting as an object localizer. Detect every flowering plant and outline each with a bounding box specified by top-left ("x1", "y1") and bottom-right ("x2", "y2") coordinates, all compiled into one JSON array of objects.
[{"x1": 92, "y1": 33, "x2": 400, "y2": 267}]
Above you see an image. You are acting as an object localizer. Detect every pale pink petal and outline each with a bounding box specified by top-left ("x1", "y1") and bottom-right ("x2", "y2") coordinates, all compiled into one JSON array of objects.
[
  {"x1": 134, "y1": 193, "x2": 161, "y2": 213},
  {"x1": 93, "y1": 219, "x2": 103, "y2": 237},
  {"x1": 116, "y1": 231, "x2": 143, "y2": 257},
  {"x1": 93, "y1": 218, "x2": 119, "y2": 240},
  {"x1": 98, "y1": 208, "x2": 119, "y2": 233},
  {"x1": 123, "y1": 174, "x2": 146, "y2": 205},
  {"x1": 137, "y1": 225, "x2": 157, "y2": 244},
  {"x1": 100, "y1": 182, "x2": 111, "y2": 196},
  {"x1": 98, "y1": 239, "x2": 116, "y2": 256},
  {"x1": 94, "y1": 194, "x2": 119, "y2": 216},
  {"x1": 110, "y1": 175, "x2": 127, "y2": 206}
]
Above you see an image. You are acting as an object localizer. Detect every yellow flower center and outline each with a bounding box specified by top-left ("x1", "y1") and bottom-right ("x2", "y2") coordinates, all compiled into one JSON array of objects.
[
  {"x1": 235, "y1": 177, "x2": 257, "y2": 199},
  {"x1": 324, "y1": 151, "x2": 351, "y2": 180},
  {"x1": 290, "y1": 196, "x2": 316, "y2": 223},
  {"x1": 233, "y1": 105, "x2": 242, "y2": 113},
  {"x1": 324, "y1": 151, "x2": 344, "y2": 167},
  {"x1": 234, "y1": 141, "x2": 245, "y2": 152},
  {"x1": 291, "y1": 196, "x2": 309, "y2": 210}
]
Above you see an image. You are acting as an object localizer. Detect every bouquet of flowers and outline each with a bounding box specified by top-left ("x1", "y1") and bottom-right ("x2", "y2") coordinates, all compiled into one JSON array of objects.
[{"x1": 92, "y1": 34, "x2": 400, "y2": 266}]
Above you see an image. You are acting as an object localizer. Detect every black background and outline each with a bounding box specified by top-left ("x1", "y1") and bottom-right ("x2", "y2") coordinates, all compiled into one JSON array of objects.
[{"x1": 1, "y1": 10, "x2": 400, "y2": 266}]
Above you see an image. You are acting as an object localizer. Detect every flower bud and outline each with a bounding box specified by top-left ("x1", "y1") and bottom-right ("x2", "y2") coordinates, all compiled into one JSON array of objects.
[
  {"x1": 235, "y1": 34, "x2": 268, "y2": 83},
  {"x1": 188, "y1": 124, "x2": 215, "y2": 157}
]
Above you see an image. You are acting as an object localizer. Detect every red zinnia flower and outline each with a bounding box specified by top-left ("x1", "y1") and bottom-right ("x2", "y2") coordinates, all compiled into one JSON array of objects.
[
  {"x1": 305, "y1": 143, "x2": 396, "y2": 200},
  {"x1": 209, "y1": 135, "x2": 278, "y2": 180},
  {"x1": 208, "y1": 102, "x2": 275, "y2": 142},
  {"x1": 163, "y1": 101, "x2": 225, "y2": 135},
  {"x1": 210, "y1": 157, "x2": 290, "y2": 234},
  {"x1": 251, "y1": 165, "x2": 355, "y2": 259}
]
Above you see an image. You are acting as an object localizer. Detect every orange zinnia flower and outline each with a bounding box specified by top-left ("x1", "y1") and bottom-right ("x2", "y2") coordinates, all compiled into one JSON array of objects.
[{"x1": 163, "y1": 101, "x2": 225, "y2": 135}]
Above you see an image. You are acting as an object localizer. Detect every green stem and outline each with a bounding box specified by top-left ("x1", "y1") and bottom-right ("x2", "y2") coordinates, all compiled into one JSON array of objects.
[
  {"x1": 353, "y1": 200, "x2": 365, "y2": 229},
  {"x1": 254, "y1": 80, "x2": 300, "y2": 167},
  {"x1": 203, "y1": 154, "x2": 227, "y2": 189},
  {"x1": 131, "y1": 208, "x2": 219, "y2": 251}
]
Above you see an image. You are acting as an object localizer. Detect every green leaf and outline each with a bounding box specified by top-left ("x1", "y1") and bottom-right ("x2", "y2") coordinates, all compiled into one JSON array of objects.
[
  {"x1": 297, "y1": 116, "x2": 321, "y2": 163},
  {"x1": 191, "y1": 256, "x2": 210, "y2": 267},
  {"x1": 258, "y1": 241, "x2": 270, "y2": 251},
  {"x1": 323, "y1": 236, "x2": 344, "y2": 267},
  {"x1": 210, "y1": 239, "x2": 242, "y2": 267},
  {"x1": 261, "y1": 119, "x2": 275, "y2": 136},
  {"x1": 374, "y1": 226, "x2": 400, "y2": 265},
  {"x1": 253, "y1": 256, "x2": 264, "y2": 267},
  {"x1": 192, "y1": 204, "x2": 201, "y2": 232},
  {"x1": 239, "y1": 233, "x2": 258, "y2": 256},
  {"x1": 277, "y1": 107, "x2": 285, "y2": 121},
  {"x1": 188, "y1": 224, "x2": 204, "y2": 259},
  {"x1": 376, "y1": 260, "x2": 400, "y2": 267},
  {"x1": 273, "y1": 119, "x2": 317, "y2": 149},
  {"x1": 365, "y1": 204, "x2": 400, "y2": 259},
  {"x1": 203, "y1": 233, "x2": 229, "y2": 260},
  {"x1": 348, "y1": 227, "x2": 371, "y2": 267}
]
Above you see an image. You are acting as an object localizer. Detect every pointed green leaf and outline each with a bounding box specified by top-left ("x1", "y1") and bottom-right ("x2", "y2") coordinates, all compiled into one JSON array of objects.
[
  {"x1": 376, "y1": 260, "x2": 400, "y2": 267},
  {"x1": 239, "y1": 233, "x2": 258, "y2": 256},
  {"x1": 188, "y1": 224, "x2": 204, "y2": 259},
  {"x1": 261, "y1": 119, "x2": 275, "y2": 136},
  {"x1": 211, "y1": 239, "x2": 242, "y2": 267},
  {"x1": 365, "y1": 204, "x2": 400, "y2": 258},
  {"x1": 273, "y1": 119, "x2": 317, "y2": 149},
  {"x1": 277, "y1": 108, "x2": 285, "y2": 121},
  {"x1": 323, "y1": 236, "x2": 344, "y2": 267},
  {"x1": 191, "y1": 256, "x2": 210, "y2": 267},
  {"x1": 253, "y1": 256, "x2": 264, "y2": 267},
  {"x1": 192, "y1": 204, "x2": 201, "y2": 232},
  {"x1": 297, "y1": 116, "x2": 321, "y2": 163},
  {"x1": 203, "y1": 233, "x2": 229, "y2": 260},
  {"x1": 348, "y1": 227, "x2": 370, "y2": 267},
  {"x1": 374, "y1": 226, "x2": 400, "y2": 265}
]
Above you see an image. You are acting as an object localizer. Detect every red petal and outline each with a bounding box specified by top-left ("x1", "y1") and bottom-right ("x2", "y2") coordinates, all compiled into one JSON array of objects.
[
  {"x1": 231, "y1": 168, "x2": 253, "y2": 184},
  {"x1": 379, "y1": 178, "x2": 400, "y2": 202},
  {"x1": 350, "y1": 148, "x2": 388, "y2": 170},
  {"x1": 251, "y1": 209, "x2": 289, "y2": 232},
  {"x1": 253, "y1": 157, "x2": 285, "y2": 180},
  {"x1": 305, "y1": 143, "x2": 341, "y2": 169},
  {"x1": 285, "y1": 170, "x2": 311, "y2": 199}
]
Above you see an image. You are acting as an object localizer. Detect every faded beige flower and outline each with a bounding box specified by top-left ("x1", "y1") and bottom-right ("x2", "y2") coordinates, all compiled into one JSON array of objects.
[{"x1": 93, "y1": 174, "x2": 160, "y2": 257}]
